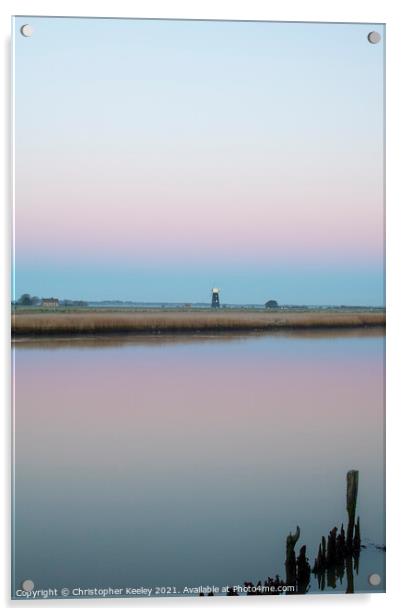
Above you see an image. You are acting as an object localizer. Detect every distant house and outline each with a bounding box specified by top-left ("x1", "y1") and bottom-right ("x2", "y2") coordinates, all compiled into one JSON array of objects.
[{"x1": 41, "y1": 297, "x2": 60, "y2": 308}]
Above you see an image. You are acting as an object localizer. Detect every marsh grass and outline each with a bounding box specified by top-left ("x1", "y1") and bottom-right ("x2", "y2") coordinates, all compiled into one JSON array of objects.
[{"x1": 12, "y1": 310, "x2": 385, "y2": 337}]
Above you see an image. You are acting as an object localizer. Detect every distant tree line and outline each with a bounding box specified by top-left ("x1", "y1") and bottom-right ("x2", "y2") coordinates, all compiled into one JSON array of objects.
[
  {"x1": 15, "y1": 293, "x2": 41, "y2": 306},
  {"x1": 14, "y1": 294, "x2": 87, "y2": 306}
]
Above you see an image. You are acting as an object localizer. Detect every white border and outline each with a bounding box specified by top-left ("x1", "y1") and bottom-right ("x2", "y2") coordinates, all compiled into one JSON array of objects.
[{"x1": 2, "y1": 1, "x2": 401, "y2": 614}]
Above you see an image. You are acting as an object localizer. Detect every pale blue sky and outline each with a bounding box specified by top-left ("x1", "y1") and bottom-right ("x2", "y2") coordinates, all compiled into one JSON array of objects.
[{"x1": 14, "y1": 17, "x2": 385, "y2": 305}]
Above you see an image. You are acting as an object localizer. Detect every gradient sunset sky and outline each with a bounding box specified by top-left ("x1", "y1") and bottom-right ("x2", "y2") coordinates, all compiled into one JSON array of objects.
[{"x1": 13, "y1": 17, "x2": 385, "y2": 304}]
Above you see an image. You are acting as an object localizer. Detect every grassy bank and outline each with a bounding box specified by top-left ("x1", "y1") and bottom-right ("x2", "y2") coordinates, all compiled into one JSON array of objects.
[{"x1": 12, "y1": 309, "x2": 385, "y2": 337}]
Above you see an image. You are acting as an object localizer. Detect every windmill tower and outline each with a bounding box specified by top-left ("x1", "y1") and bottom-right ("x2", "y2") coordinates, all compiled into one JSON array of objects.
[{"x1": 211, "y1": 287, "x2": 220, "y2": 308}]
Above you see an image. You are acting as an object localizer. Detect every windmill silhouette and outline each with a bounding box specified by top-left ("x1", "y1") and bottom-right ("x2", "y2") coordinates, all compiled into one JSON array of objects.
[{"x1": 211, "y1": 287, "x2": 220, "y2": 308}]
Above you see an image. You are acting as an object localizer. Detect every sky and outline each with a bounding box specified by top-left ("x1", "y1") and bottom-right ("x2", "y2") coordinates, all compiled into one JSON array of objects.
[{"x1": 13, "y1": 17, "x2": 385, "y2": 305}]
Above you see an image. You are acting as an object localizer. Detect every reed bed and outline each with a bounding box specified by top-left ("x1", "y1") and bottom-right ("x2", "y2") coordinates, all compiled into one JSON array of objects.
[{"x1": 12, "y1": 310, "x2": 385, "y2": 337}]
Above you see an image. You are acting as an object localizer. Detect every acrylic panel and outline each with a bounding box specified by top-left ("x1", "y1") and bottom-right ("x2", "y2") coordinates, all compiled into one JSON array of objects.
[{"x1": 12, "y1": 16, "x2": 385, "y2": 600}]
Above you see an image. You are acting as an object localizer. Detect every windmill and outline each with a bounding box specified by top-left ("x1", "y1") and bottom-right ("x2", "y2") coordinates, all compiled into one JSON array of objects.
[{"x1": 211, "y1": 287, "x2": 220, "y2": 308}]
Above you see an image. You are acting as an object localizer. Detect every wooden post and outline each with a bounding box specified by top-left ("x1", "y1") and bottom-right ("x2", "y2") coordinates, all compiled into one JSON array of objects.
[
  {"x1": 327, "y1": 527, "x2": 337, "y2": 566},
  {"x1": 345, "y1": 556, "x2": 354, "y2": 594},
  {"x1": 346, "y1": 470, "x2": 359, "y2": 551},
  {"x1": 285, "y1": 526, "x2": 300, "y2": 587},
  {"x1": 296, "y1": 545, "x2": 311, "y2": 593},
  {"x1": 353, "y1": 516, "x2": 361, "y2": 553},
  {"x1": 336, "y1": 523, "x2": 346, "y2": 561}
]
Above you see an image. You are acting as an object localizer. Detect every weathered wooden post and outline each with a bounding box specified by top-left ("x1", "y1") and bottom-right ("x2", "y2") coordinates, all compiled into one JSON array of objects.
[
  {"x1": 346, "y1": 470, "x2": 359, "y2": 551},
  {"x1": 320, "y1": 536, "x2": 327, "y2": 567},
  {"x1": 336, "y1": 523, "x2": 346, "y2": 562},
  {"x1": 353, "y1": 516, "x2": 361, "y2": 553},
  {"x1": 296, "y1": 545, "x2": 311, "y2": 593},
  {"x1": 345, "y1": 556, "x2": 354, "y2": 594},
  {"x1": 285, "y1": 526, "x2": 300, "y2": 587},
  {"x1": 327, "y1": 527, "x2": 337, "y2": 566}
]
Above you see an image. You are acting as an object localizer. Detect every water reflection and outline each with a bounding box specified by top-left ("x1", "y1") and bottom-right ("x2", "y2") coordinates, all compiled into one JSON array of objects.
[
  {"x1": 12, "y1": 326, "x2": 385, "y2": 350},
  {"x1": 12, "y1": 332, "x2": 385, "y2": 596}
]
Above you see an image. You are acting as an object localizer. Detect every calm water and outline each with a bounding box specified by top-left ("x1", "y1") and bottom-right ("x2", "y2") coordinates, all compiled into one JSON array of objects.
[{"x1": 12, "y1": 332, "x2": 385, "y2": 598}]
